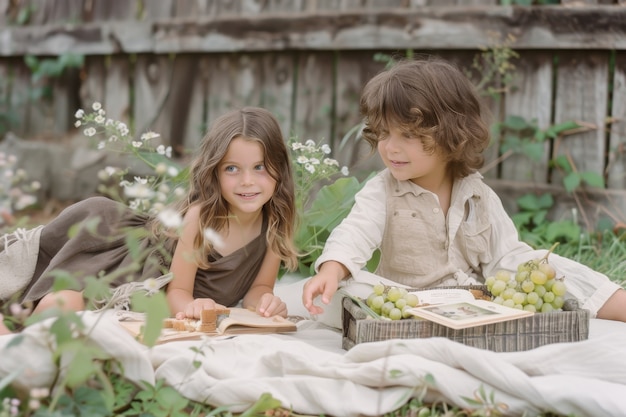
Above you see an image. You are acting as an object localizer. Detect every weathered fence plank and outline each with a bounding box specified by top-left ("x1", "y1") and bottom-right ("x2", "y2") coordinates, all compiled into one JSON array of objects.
[
  {"x1": 608, "y1": 52, "x2": 626, "y2": 190},
  {"x1": 500, "y1": 51, "x2": 553, "y2": 184},
  {"x1": 133, "y1": 54, "x2": 174, "y2": 146},
  {"x1": 293, "y1": 52, "x2": 334, "y2": 144},
  {"x1": 3, "y1": 7, "x2": 626, "y2": 56}
]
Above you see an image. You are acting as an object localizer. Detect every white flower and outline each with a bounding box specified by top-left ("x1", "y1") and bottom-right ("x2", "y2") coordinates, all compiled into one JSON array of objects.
[
  {"x1": 155, "y1": 162, "x2": 168, "y2": 175},
  {"x1": 341, "y1": 166, "x2": 350, "y2": 176},
  {"x1": 97, "y1": 141, "x2": 106, "y2": 150},
  {"x1": 105, "y1": 118, "x2": 114, "y2": 126},
  {"x1": 84, "y1": 127, "x2": 97, "y2": 137},
  {"x1": 167, "y1": 166, "x2": 179, "y2": 177},
  {"x1": 134, "y1": 176, "x2": 148, "y2": 185},
  {"x1": 141, "y1": 131, "x2": 160, "y2": 141},
  {"x1": 204, "y1": 228, "x2": 225, "y2": 250},
  {"x1": 323, "y1": 158, "x2": 339, "y2": 166},
  {"x1": 74, "y1": 120, "x2": 81, "y2": 128},
  {"x1": 123, "y1": 183, "x2": 154, "y2": 199},
  {"x1": 131, "y1": 141, "x2": 143, "y2": 148},
  {"x1": 108, "y1": 135, "x2": 118, "y2": 142},
  {"x1": 92, "y1": 102, "x2": 102, "y2": 111},
  {"x1": 309, "y1": 158, "x2": 320, "y2": 165},
  {"x1": 296, "y1": 156, "x2": 308, "y2": 164},
  {"x1": 305, "y1": 163, "x2": 315, "y2": 174},
  {"x1": 95, "y1": 115, "x2": 105, "y2": 124},
  {"x1": 74, "y1": 109, "x2": 84, "y2": 118},
  {"x1": 291, "y1": 142, "x2": 303, "y2": 150},
  {"x1": 305, "y1": 139, "x2": 315, "y2": 147},
  {"x1": 321, "y1": 144, "x2": 331, "y2": 154},
  {"x1": 117, "y1": 122, "x2": 129, "y2": 136},
  {"x1": 98, "y1": 108, "x2": 106, "y2": 116},
  {"x1": 157, "y1": 208, "x2": 182, "y2": 229},
  {"x1": 142, "y1": 278, "x2": 160, "y2": 294}
]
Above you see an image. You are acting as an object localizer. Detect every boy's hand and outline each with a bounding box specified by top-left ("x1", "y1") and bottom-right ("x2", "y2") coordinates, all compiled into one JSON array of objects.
[
  {"x1": 256, "y1": 293, "x2": 287, "y2": 317},
  {"x1": 302, "y1": 273, "x2": 339, "y2": 315}
]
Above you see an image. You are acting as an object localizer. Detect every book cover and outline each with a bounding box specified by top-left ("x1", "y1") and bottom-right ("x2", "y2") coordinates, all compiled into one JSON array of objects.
[
  {"x1": 118, "y1": 308, "x2": 297, "y2": 344},
  {"x1": 407, "y1": 299, "x2": 534, "y2": 330}
]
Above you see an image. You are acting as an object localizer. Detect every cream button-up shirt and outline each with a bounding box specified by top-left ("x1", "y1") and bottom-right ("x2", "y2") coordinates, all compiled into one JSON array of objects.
[{"x1": 315, "y1": 169, "x2": 620, "y2": 316}]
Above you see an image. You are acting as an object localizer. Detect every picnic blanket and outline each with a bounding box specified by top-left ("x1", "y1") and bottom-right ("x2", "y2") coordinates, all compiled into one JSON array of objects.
[{"x1": 2, "y1": 276, "x2": 626, "y2": 417}]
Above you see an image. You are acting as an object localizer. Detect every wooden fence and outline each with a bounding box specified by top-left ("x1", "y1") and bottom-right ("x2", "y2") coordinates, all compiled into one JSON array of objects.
[{"x1": 0, "y1": 0, "x2": 626, "y2": 228}]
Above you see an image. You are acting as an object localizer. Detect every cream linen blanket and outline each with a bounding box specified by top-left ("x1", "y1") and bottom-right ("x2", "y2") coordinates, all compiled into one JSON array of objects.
[{"x1": 1, "y1": 276, "x2": 626, "y2": 417}]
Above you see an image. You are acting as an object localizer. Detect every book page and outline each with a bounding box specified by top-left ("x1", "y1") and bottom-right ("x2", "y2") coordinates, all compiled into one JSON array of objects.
[
  {"x1": 407, "y1": 299, "x2": 534, "y2": 330},
  {"x1": 410, "y1": 289, "x2": 476, "y2": 305},
  {"x1": 219, "y1": 308, "x2": 297, "y2": 335}
]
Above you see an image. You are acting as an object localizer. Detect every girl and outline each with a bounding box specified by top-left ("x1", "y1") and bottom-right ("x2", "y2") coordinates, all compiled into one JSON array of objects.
[
  {"x1": 1, "y1": 106, "x2": 298, "y2": 334},
  {"x1": 302, "y1": 58, "x2": 626, "y2": 323}
]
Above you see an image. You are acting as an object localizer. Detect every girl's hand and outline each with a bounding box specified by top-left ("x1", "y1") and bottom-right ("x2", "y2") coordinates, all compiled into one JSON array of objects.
[
  {"x1": 177, "y1": 298, "x2": 226, "y2": 320},
  {"x1": 256, "y1": 293, "x2": 287, "y2": 318}
]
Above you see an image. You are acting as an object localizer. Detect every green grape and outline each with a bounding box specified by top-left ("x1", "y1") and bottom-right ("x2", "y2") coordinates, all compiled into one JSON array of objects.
[
  {"x1": 373, "y1": 283, "x2": 385, "y2": 296},
  {"x1": 492, "y1": 296, "x2": 504, "y2": 305},
  {"x1": 402, "y1": 305, "x2": 414, "y2": 319},
  {"x1": 541, "y1": 303, "x2": 554, "y2": 313},
  {"x1": 381, "y1": 301, "x2": 395, "y2": 316},
  {"x1": 543, "y1": 291, "x2": 555, "y2": 303},
  {"x1": 530, "y1": 269, "x2": 547, "y2": 285},
  {"x1": 534, "y1": 284, "x2": 547, "y2": 298},
  {"x1": 515, "y1": 270, "x2": 529, "y2": 283},
  {"x1": 544, "y1": 278, "x2": 555, "y2": 291},
  {"x1": 552, "y1": 280, "x2": 567, "y2": 297},
  {"x1": 534, "y1": 298, "x2": 543, "y2": 310},
  {"x1": 502, "y1": 299, "x2": 515, "y2": 308},
  {"x1": 538, "y1": 262, "x2": 556, "y2": 280},
  {"x1": 394, "y1": 298, "x2": 407, "y2": 310},
  {"x1": 485, "y1": 276, "x2": 496, "y2": 288},
  {"x1": 490, "y1": 280, "x2": 507, "y2": 296},
  {"x1": 523, "y1": 304, "x2": 537, "y2": 312},
  {"x1": 366, "y1": 293, "x2": 378, "y2": 308},
  {"x1": 371, "y1": 295, "x2": 385, "y2": 310},
  {"x1": 388, "y1": 308, "x2": 403, "y2": 320},
  {"x1": 521, "y1": 279, "x2": 535, "y2": 294},
  {"x1": 512, "y1": 292, "x2": 526, "y2": 305},
  {"x1": 501, "y1": 288, "x2": 516, "y2": 300},
  {"x1": 495, "y1": 269, "x2": 511, "y2": 282},
  {"x1": 526, "y1": 292, "x2": 539, "y2": 305},
  {"x1": 405, "y1": 293, "x2": 419, "y2": 307},
  {"x1": 552, "y1": 295, "x2": 565, "y2": 309},
  {"x1": 387, "y1": 287, "x2": 402, "y2": 302}
]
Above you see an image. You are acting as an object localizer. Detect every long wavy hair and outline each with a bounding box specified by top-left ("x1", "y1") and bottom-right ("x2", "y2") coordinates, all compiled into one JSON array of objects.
[
  {"x1": 360, "y1": 57, "x2": 490, "y2": 179},
  {"x1": 157, "y1": 107, "x2": 298, "y2": 271}
]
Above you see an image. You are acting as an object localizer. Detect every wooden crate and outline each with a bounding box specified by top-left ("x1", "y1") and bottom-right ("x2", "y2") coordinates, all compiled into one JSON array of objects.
[{"x1": 342, "y1": 296, "x2": 590, "y2": 352}]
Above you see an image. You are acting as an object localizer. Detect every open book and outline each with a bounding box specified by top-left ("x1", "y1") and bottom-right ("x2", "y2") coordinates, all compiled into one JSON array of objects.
[
  {"x1": 118, "y1": 307, "x2": 297, "y2": 344},
  {"x1": 407, "y1": 289, "x2": 534, "y2": 330}
]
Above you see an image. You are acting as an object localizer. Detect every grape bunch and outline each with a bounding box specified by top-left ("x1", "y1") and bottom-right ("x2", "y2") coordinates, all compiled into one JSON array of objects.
[
  {"x1": 486, "y1": 249, "x2": 567, "y2": 313},
  {"x1": 365, "y1": 283, "x2": 420, "y2": 320}
]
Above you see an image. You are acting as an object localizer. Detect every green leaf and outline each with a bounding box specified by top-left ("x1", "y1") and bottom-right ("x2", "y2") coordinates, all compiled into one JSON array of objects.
[
  {"x1": 552, "y1": 155, "x2": 571, "y2": 172},
  {"x1": 521, "y1": 141, "x2": 545, "y2": 161},
  {"x1": 130, "y1": 291, "x2": 170, "y2": 347},
  {"x1": 544, "y1": 120, "x2": 580, "y2": 138},
  {"x1": 580, "y1": 171, "x2": 605, "y2": 188},
  {"x1": 501, "y1": 115, "x2": 529, "y2": 131},
  {"x1": 516, "y1": 194, "x2": 541, "y2": 211},
  {"x1": 546, "y1": 221, "x2": 580, "y2": 243},
  {"x1": 563, "y1": 172, "x2": 581, "y2": 192}
]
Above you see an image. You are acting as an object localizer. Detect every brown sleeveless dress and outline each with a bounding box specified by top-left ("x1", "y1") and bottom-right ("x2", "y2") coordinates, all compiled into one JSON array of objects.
[{"x1": 17, "y1": 196, "x2": 267, "y2": 308}]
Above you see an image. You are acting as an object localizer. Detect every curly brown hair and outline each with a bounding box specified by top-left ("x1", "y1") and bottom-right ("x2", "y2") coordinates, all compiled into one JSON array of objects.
[{"x1": 360, "y1": 57, "x2": 490, "y2": 179}]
